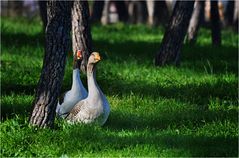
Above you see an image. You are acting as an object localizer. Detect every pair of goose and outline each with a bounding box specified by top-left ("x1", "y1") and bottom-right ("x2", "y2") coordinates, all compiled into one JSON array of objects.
[{"x1": 56, "y1": 51, "x2": 110, "y2": 126}]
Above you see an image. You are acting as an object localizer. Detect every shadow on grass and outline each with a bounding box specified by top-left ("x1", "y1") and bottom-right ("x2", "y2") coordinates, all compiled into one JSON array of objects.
[
  {"x1": 2, "y1": 31, "x2": 238, "y2": 73},
  {"x1": 54, "y1": 125, "x2": 238, "y2": 157},
  {"x1": 1, "y1": 32, "x2": 44, "y2": 49},
  {"x1": 97, "y1": 75, "x2": 237, "y2": 105},
  {"x1": 1, "y1": 71, "x2": 237, "y2": 122},
  {"x1": 105, "y1": 108, "x2": 237, "y2": 130}
]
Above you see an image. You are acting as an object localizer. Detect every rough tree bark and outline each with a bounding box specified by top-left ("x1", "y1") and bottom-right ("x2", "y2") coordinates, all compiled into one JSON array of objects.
[
  {"x1": 91, "y1": 0, "x2": 105, "y2": 23},
  {"x1": 187, "y1": 0, "x2": 205, "y2": 44},
  {"x1": 72, "y1": 1, "x2": 92, "y2": 73},
  {"x1": 29, "y1": 1, "x2": 71, "y2": 128},
  {"x1": 38, "y1": 1, "x2": 47, "y2": 31},
  {"x1": 210, "y1": 0, "x2": 221, "y2": 46},
  {"x1": 155, "y1": 1, "x2": 194, "y2": 66}
]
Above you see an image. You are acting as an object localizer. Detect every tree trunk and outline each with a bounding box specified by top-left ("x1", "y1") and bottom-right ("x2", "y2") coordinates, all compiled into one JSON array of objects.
[
  {"x1": 38, "y1": 1, "x2": 47, "y2": 32},
  {"x1": 225, "y1": 0, "x2": 234, "y2": 26},
  {"x1": 29, "y1": 1, "x2": 71, "y2": 128},
  {"x1": 91, "y1": 0, "x2": 104, "y2": 23},
  {"x1": 154, "y1": 0, "x2": 169, "y2": 26},
  {"x1": 128, "y1": 1, "x2": 148, "y2": 24},
  {"x1": 146, "y1": 0, "x2": 155, "y2": 25},
  {"x1": 114, "y1": 1, "x2": 129, "y2": 22},
  {"x1": 155, "y1": 1, "x2": 194, "y2": 66},
  {"x1": 8, "y1": 1, "x2": 23, "y2": 17},
  {"x1": 210, "y1": 0, "x2": 221, "y2": 46},
  {"x1": 187, "y1": 0, "x2": 205, "y2": 44},
  {"x1": 72, "y1": 1, "x2": 92, "y2": 73},
  {"x1": 233, "y1": 0, "x2": 238, "y2": 32},
  {"x1": 101, "y1": 0, "x2": 110, "y2": 25}
]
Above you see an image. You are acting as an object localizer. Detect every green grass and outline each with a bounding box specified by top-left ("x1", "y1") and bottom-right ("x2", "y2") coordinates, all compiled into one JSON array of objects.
[{"x1": 1, "y1": 17, "x2": 238, "y2": 157}]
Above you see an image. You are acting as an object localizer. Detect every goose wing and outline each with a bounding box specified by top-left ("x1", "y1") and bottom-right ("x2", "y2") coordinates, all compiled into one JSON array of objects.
[{"x1": 66, "y1": 100, "x2": 86, "y2": 121}]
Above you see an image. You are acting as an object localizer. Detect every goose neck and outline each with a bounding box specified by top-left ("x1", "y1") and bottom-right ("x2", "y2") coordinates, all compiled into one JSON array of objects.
[
  {"x1": 87, "y1": 64, "x2": 100, "y2": 97},
  {"x1": 71, "y1": 69, "x2": 82, "y2": 91}
]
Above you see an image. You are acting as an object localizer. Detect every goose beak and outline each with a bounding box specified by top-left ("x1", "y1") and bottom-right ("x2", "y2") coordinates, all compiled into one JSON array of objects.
[
  {"x1": 94, "y1": 54, "x2": 101, "y2": 62},
  {"x1": 77, "y1": 50, "x2": 82, "y2": 60}
]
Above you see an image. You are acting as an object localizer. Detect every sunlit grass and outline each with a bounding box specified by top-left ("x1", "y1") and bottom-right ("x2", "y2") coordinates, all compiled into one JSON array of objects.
[{"x1": 1, "y1": 18, "x2": 238, "y2": 157}]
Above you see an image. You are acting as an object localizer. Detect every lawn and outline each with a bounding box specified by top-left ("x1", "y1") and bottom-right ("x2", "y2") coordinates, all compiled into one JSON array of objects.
[{"x1": 1, "y1": 17, "x2": 238, "y2": 157}]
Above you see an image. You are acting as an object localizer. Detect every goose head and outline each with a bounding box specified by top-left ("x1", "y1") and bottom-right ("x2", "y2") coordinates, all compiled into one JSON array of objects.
[
  {"x1": 87, "y1": 52, "x2": 101, "y2": 73},
  {"x1": 88, "y1": 52, "x2": 101, "y2": 64},
  {"x1": 73, "y1": 50, "x2": 83, "y2": 69}
]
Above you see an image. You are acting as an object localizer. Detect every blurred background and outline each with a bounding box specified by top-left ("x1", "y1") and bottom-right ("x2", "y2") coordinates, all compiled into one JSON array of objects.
[{"x1": 1, "y1": 0, "x2": 238, "y2": 30}]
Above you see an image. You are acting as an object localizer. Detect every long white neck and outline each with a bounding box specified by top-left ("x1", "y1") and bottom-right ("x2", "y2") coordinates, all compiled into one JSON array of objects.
[
  {"x1": 87, "y1": 66, "x2": 102, "y2": 100},
  {"x1": 71, "y1": 69, "x2": 85, "y2": 92}
]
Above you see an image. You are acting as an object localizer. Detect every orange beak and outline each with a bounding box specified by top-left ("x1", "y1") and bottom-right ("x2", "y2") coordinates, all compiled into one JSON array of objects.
[
  {"x1": 77, "y1": 50, "x2": 82, "y2": 59},
  {"x1": 94, "y1": 53, "x2": 101, "y2": 61}
]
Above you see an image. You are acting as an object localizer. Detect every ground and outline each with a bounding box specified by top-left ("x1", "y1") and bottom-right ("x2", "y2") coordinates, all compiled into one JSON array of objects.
[{"x1": 1, "y1": 18, "x2": 238, "y2": 157}]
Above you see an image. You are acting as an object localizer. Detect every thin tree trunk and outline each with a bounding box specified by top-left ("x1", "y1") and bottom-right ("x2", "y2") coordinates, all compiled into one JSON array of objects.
[
  {"x1": 210, "y1": 0, "x2": 221, "y2": 46},
  {"x1": 38, "y1": 1, "x2": 47, "y2": 32},
  {"x1": 154, "y1": 0, "x2": 169, "y2": 26},
  {"x1": 225, "y1": 0, "x2": 234, "y2": 26},
  {"x1": 101, "y1": 0, "x2": 110, "y2": 25},
  {"x1": 187, "y1": 0, "x2": 205, "y2": 44},
  {"x1": 114, "y1": 1, "x2": 129, "y2": 22},
  {"x1": 155, "y1": 1, "x2": 194, "y2": 66},
  {"x1": 136, "y1": 1, "x2": 148, "y2": 24},
  {"x1": 233, "y1": 0, "x2": 238, "y2": 32},
  {"x1": 29, "y1": 1, "x2": 71, "y2": 128},
  {"x1": 146, "y1": 0, "x2": 155, "y2": 25},
  {"x1": 72, "y1": 1, "x2": 92, "y2": 73},
  {"x1": 91, "y1": 0, "x2": 104, "y2": 23},
  {"x1": 8, "y1": 1, "x2": 23, "y2": 17},
  {"x1": 128, "y1": 1, "x2": 147, "y2": 24}
]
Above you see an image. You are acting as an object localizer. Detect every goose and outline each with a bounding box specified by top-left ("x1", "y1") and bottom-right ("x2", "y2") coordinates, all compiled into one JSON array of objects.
[
  {"x1": 56, "y1": 50, "x2": 88, "y2": 118},
  {"x1": 66, "y1": 52, "x2": 110, "y2": 126}
]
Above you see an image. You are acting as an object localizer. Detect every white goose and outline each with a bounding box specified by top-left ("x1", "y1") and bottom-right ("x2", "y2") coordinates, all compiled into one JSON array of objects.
[
  {"x1": 66, "y1": 52, "x2": 110, "y2": 126},
  {"x1": 56, "y1": 50, "x2": 88, "y2": 118}
]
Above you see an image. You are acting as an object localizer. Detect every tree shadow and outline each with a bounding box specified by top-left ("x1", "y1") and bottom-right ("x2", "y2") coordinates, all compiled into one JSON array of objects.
[
  {"x1": 97, "y1": 73, "x2": 237, "y2": 105},
  {"x1": 1, "y1": 32, "x2": 44, "y2": 49},
  {"x1": 53, "y1": 125, "x2": 238, "y2": 157},
  {"x1": 2, "y1": 31, "x2": 237, "y2": 75},
  {"x1": 94, "y1": 39, "x2": 238, "y2": 74}
]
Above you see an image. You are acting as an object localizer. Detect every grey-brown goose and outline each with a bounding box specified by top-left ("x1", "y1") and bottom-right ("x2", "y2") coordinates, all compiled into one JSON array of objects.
[
  {"x1": 66, "y1": 52, "x2": 110, "y2": 126},
  {"x1": 56, "y1": 50, "x2": 88, "y2": 118}
]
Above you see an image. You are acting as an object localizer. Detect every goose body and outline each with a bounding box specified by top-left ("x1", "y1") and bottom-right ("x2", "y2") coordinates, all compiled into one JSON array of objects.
[
  {"x1": 66, "y1": 52, "x2": 110, "y2": 126},
  {"x1": 56, "y1": 51, "x2": 87, "y2": 118}
]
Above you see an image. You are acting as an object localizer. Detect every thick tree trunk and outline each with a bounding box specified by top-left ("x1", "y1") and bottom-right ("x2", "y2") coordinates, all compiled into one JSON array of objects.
[
  {"x1": 91, "y1": 0, "x2": 104, "y2": 23},
  {"x1": 114, "y1": 1, "x2": 129, "y2": 22},
  {"x1": 72, "y1": 1, "x2": 92, "y2": 73},
  {"x1": 187, "y1": 0, "x2": 205, "y2": 44},
  {"x1": 38, "y1": 1, "x2": 47, "y2": 32},
  {"x1": 155, "y1": 1, "x2": 194, "y2": 66},
  {"x1": 210, "y1": 0, "x2": 221, "y2": 46},
  {"x1": 29, "y1": 1, "x2": 71, "y2": 128}
]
